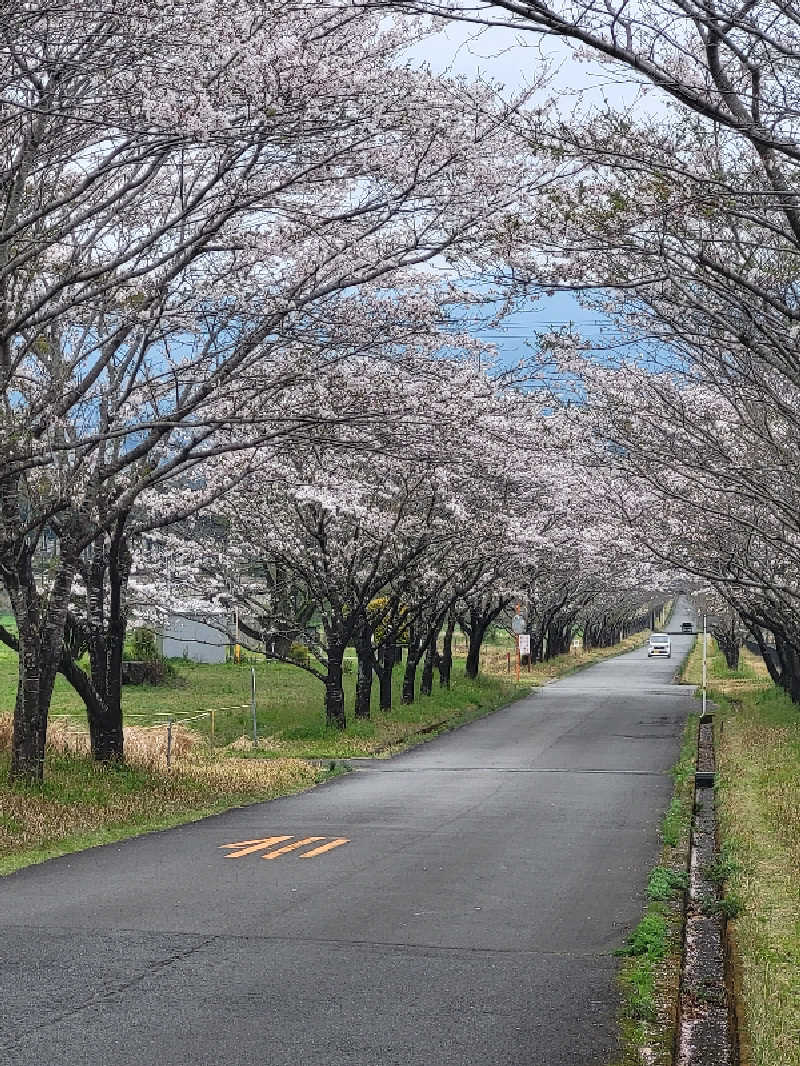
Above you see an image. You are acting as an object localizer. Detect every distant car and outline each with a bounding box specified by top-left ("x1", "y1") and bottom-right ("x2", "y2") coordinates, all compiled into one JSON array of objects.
[
  {"x1": 648, "y1": 633, "x2": 672, "y2": 658},
  {"x1": 680, "y1": 621, "x2": 694, "y2": 633}
]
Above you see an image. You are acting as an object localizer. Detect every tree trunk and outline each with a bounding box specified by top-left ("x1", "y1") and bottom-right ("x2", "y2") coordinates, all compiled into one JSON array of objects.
[
  {"x1": 439, "y1": 613, "x2": 455, "y2": 688},
  {"x1": 465, "y1": 618, "x2": 489, "y2": 680},
  {"x1": 1, "y1": 607, "x2": 114, "y2": 764},
  {"x1": 421, "y1": 636, "x2": 438, "y2": 697},
  {"x1": 87, "y1": 697, "x2": 125, "y2": 761},
  {"x1": 83, "y1": 524, "x2": 131, "y2": 762},
  {"x1": 713, "y1": 619, "x2": 741, "y2": 673},
  {"x1": 752, "y1": 629, "x2": 782, "y2": 687},
  {"x1": 461, "y1": 600, "x2": 510, "y2": 680},
  {"x1": 59, "y1": 649, "x2": 108, "y2": 742},
  {"x1": 7, "y1": 549, "x2": 78, "y2": 782},
  {"x1": 376, "y1": 642, "x2": 394, "y2": 711},
  {"x1": 325, "y1": 643, "x2": 347, "y2": 729},
  {"x1": 774, "y1": 636, "x2": 800, "y2": 704},
  {"x1": 11, "y1": 630, "x2": 48, "y2": 782},
  {"x1": 353, "y1": 621, "x2": 373, "y2": 720},
  {"x1": 719, "y1": 638, "x2": 740, "y2": 672},
  {"x1": 402, "y1": 650, "x2": 422, "y2": 704}
]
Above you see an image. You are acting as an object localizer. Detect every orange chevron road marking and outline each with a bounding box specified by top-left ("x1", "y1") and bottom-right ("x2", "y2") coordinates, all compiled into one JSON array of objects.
[
  {"x1": 261, "y1": 836, "x2": 325, "y2": 859},
  {"x1": 299, "y1": 838, "x2": 349, "y2": 858},
  {"x1": 220, "y1": 836, "x2": 292, "y2": 858},
  {"x1": 219, "y1": 835, "x2": 351, "y2": 860}
]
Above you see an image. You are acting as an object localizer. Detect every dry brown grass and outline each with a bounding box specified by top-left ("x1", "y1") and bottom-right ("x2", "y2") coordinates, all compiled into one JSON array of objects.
[
  {"x1": 0, "y1": 712, "x2": 320, "y2": 874},
  {"x1": 0, "y1": 712, "x2": 11, "y2": 752},
  {"x1": 0, "y1": 713, "x2": 205, "y2": 767},
  {"x1": 682, "y1": 640, "x2": 770, "y2": 695},
  {"x1": 708, "y1": 650, "x2": 772, "y2": 697},
  {"x1": 740, "y1": 648, "x2": 771, "y2": 679}
]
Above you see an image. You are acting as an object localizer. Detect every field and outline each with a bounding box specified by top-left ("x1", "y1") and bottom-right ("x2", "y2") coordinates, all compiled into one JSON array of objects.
[
  {"x1": 0, "y1": 616, "x2": 649, "y2": 762},
  {"x1": 683, "y1": 637, "x2": 800, "y2": 1066},
  {"x1": 0, "y1": 621, "x2": 525, "y2": 761},
  {"x1": 0, "y1": 616, "x2": 648, "y2": 876}
]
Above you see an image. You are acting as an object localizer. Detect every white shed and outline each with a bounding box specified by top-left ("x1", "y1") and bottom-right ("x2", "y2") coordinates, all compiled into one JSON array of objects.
[{"x1": 159, "y1": 611, "x2": 229, "y2": 664}]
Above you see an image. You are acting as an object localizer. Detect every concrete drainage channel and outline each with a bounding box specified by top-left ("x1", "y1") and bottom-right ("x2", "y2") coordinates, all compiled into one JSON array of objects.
[{"x1": 676, "y1": 713, "x2": 735, "y2": 1066}]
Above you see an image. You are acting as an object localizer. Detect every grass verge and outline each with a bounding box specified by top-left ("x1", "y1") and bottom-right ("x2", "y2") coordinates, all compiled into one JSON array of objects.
[
  {"x1": 713, "y1": 679, "x2": 800, "y2": 1063},
  {"x1": 612, "y1": 708, "x2": 697, "y2": 1066},
  {"x1": 0, "y1": 625, "x2": 649, "y2": 761},
  {"x1": 681, "y1": 634, "x2": 800, "y2": 1065},
  {"x1": 0, "y1": 748, "x2": 322, "y2": 877}
]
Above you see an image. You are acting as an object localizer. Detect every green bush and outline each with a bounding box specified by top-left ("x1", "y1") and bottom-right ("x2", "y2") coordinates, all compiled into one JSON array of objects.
[
  {"x1": 647, "y1": 866, "x2": 689, "y2": 901},
  {"x1": 288, "y1": 642, "x2": 310, "y2": 665},
  {"x1": 622, "y1": 909, "x2": 669, "y2": 959},
  {"x1": 128, "y1": 627, "x2": 159, "y2": 662}
]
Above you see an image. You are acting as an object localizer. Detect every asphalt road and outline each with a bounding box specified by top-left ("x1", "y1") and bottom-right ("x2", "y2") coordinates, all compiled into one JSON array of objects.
[{"x1": 0, "y1": 603, "x2": 697, "y2": 1066}]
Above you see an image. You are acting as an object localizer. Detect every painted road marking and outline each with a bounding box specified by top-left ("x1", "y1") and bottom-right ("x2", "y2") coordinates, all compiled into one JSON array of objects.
[
  {"x1": 221, "y1": 836, "x2": 292, "y2": 858},
  {"x1": 299, "y1": 838, "x2": 349, "y2": 858},
  {"x1": 261, "y1": 836, "x2": 325, "y2": 859},
  {"x1": 219, "y1": 836, "x2": 351, "y2": 860}
]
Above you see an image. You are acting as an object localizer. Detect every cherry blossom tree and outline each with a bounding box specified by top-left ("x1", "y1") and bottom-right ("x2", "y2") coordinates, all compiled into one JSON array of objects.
[
  {"x1": 1, "y1": 2, "x2": 563, "y2": 779},
  {"x1": 214, "y1": 356, "x2": 520, "y2": 727},
  {"x1": 376, "y1": 0, "x2": 800, "y2": 171},
  {"x1": 134, "y1": 355, "x2": 582, "y2": 727},
  {"x1": 17, "y1": 290, "x2": 492, "y2": 757},
  {"x1": 375, "y1": 4, "x2": 800, "y2": 690},
  {"x1": 538, "y1": 346, "x2": 800, "y2": 691}
]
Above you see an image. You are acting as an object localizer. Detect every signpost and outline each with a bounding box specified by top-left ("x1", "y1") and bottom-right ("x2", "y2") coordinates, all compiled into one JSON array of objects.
[{"x1": 511, "y1": 607, "x2": 527, "y2": 682}]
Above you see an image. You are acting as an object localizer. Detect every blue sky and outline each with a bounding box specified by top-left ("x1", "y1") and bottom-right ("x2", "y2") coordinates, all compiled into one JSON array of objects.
[{"x1": 471, "y1": 291, "x2": 613, "y2": 368}]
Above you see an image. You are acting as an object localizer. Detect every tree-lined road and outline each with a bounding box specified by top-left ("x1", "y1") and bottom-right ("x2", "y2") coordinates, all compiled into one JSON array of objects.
[{"x1": 0, "y1": 610, "x2": 696, "y2": 1065}]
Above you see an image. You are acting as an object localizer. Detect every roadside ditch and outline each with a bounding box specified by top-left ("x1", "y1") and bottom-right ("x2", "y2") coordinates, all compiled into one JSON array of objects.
[
  {"x1": 616, "y1": 709, "x2": 744, "y2": 1066},
  {"x1": 676, "y1": 712, "x2": 735, "y2": 1066}
]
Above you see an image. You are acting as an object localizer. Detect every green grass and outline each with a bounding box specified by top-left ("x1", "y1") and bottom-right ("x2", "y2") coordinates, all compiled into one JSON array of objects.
[
  {"x1": 647, "y1": 866, "x2": 689, "y2": 902},
  {"x1": 680, "y1": 633, "x2": 766, "y2": 688},
  {"x1": 618, "y1": 911, "x2": 671, "y2": 1021},
  {"x1": 712, "y1": 681, "x2": 800, "y2": 1065},
  {"x1": 196, "y1": 663, "x2": 524, "y2": 758},
  {"x1": 0, "y1": 633, "x2": 528, "y2": 758}
]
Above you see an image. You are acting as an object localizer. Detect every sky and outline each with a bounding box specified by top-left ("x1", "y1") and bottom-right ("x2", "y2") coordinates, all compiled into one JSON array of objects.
[{"x1": 406, "y1": 16, "x2": 645, "y2": 110}]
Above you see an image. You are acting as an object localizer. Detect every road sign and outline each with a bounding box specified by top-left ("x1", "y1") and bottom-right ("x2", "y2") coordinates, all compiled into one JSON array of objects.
[
  {"x1": 511, "y1": 614, "x2": 527, "y2": 635},
  {"x1": 518, "y1": 634, "x2": 531, "y2": 656}
]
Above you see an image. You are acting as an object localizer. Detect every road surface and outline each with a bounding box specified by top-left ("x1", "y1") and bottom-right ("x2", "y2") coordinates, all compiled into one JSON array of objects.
[{"x1": 0, "y1": 604, "x2": 697, "y2": 1065}]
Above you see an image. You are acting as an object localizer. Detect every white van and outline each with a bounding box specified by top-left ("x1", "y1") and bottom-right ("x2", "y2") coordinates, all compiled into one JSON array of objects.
[{"x1": 648, "y1": 633, "x2": 672, "y2": 658}]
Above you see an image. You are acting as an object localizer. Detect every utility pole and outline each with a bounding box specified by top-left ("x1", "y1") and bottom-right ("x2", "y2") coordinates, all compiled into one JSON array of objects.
[{"x1": 702, "y1": 612, "x2": 707, "y2": 717}]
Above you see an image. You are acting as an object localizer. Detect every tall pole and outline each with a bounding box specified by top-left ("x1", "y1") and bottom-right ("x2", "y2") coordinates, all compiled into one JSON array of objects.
[
  {"x1": 251, "y1": 666, "x2": 258, "y2": 748},
  {"x1": 702, "y1": 612, "x2": 707, "y2": 717}
]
